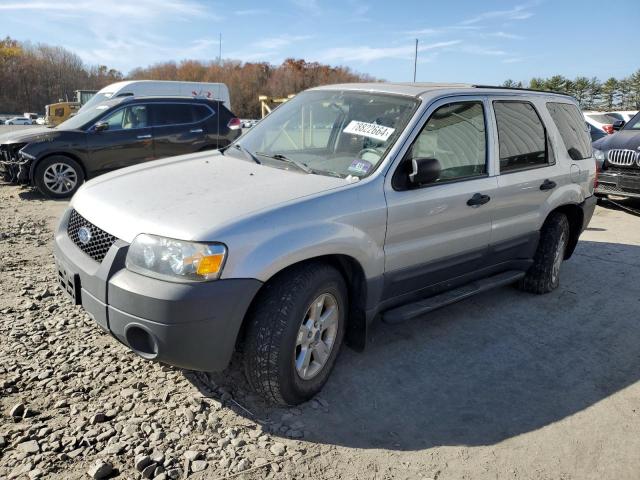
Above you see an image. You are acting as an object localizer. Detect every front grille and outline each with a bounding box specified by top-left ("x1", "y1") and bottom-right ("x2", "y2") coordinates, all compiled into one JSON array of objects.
[
  {"x1": 67, "y1": 210, "x2": 117, "y2": 263},
  {"x1": 607, "y1": 149, "x2": 639, "y2": 167}
]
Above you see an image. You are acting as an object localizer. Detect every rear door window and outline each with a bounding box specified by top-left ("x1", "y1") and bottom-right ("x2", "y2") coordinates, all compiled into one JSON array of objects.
[
  {"x1": 546, "y1": 102, "x2": 592, "y2": 160},
  {"x1": 152, "y1": 104, "x2": 197, "y2": 126},
  {"x1": 493, "y1": 101, "x2": 548, "y2": 173}
]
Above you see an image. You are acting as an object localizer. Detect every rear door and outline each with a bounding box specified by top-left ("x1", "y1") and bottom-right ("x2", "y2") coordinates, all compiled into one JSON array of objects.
[
  {"x1": 489, "y1": 98, "x2": 564, "y2": 252},
  {"x1": 86, "y1": 104, "x2": 154, "y2": 173},
  {"x1": 150, "y1": 103, "x2": 208, "y2": 158},
  {"x1": 383, "y1": 96, "x2": 497, "y2": 301}
]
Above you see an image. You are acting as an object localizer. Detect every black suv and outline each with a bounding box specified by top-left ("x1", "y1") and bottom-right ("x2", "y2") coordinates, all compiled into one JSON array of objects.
[
  {"x1": 0, "y1": 97, "x2": 242, "y2": 198},
  {"x1": 593, "y1": 112, "x2": 640, "y2": 199}
]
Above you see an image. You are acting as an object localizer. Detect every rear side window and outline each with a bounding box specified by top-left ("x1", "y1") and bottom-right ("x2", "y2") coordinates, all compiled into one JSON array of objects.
[
  {"x1": 493, "y1": 101, "x2": 548, "y2": 173},
  {"x1": 152, "y1": 104, "x2": 211, "y2": 126},
  {"x1": 546, "y1": 102, "x2": 592, "y2": 160}
]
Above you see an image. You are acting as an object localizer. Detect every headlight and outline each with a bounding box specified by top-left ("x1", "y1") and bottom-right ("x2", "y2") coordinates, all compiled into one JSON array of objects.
[
  {"x1": 126, "y1": 234, "x2": 227, "y2": 282},
  {"x1": 593, "y1": 149, "x2": 606, "y2": 162}
]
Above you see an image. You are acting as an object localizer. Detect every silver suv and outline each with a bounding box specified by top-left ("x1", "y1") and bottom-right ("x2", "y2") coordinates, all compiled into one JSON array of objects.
[{"x1": 53, "y1": 83, "x2": 597, "y2": 405}]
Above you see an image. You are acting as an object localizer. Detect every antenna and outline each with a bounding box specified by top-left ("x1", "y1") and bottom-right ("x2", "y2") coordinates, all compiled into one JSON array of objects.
[
  {"x1": 217, "y1": 33, "x2": 221, "y2": 151},
  {"x1": 413, "y1": 39, "x2": 418, "y2": 83}
]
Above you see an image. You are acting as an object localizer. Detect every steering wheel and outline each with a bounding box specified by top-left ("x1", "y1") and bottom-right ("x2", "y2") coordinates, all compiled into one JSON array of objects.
[{"x1": 357, "y1": 148, "x2": 384, "y2": 162}]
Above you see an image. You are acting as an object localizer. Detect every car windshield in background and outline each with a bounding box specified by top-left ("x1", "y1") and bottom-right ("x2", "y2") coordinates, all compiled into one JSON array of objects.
[
  {"x1": 55, "y1": 100, "x2": 121, "y2": 130},
  {"x1": 586, "y1": 113, "x2": 616, "y2": 124},
  {"x1": 234, "y1": 90, "x2": 419, "y2": 178}
]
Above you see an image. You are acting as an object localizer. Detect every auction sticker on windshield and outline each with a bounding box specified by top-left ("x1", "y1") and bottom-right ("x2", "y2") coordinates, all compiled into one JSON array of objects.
[{"x1": 343, "y1": 121, "x2": 395, "y2": 142}]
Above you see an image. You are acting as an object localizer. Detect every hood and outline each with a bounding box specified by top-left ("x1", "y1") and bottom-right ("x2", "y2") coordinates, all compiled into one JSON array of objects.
[
  {"x1": 593, "y1": 129, "x2": 640, "y2": 151},
  {"x1": 0, "y1": 126, "x2": 58, "y2": 145},
  {"x1": 71, "y1": 151, "x2": 350, "y2": 243}
]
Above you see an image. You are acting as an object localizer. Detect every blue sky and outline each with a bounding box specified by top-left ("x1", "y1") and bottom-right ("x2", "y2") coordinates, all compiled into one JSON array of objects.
[{"x1": 1, "y1": 0, "x2": 638, "y2": 83}]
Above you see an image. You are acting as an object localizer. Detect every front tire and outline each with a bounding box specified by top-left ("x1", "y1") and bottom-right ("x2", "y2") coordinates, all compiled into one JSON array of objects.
[
  {"x1": 34, "y1": 155, "x2": 84, "y2": 199},
  {"x1": 243, "y1": 263, "x2": 347, "y2": 406},
  {"x1": 518, "y1": 212, "x2": 570, "y2": 294}
]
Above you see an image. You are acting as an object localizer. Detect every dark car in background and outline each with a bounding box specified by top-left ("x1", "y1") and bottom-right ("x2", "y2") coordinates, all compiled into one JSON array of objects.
[
  {"x1": 0, "y1": 96, "x2": 242, "y2": 198},
  {"x1": 593, "y1": 112, "x2": 640, "y2": 198}
]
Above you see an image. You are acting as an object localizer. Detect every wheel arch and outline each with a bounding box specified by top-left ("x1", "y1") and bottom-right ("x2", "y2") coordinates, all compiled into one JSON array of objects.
[
  {"x1": 236, "y1": 254, "x2": 369, "y2": 355},
  {"x1": 546, "y1": 203, "x2": 583, "y2": 259},
  {"x1": 29, "y1": 151, "x2": 88, "y2": 185}
]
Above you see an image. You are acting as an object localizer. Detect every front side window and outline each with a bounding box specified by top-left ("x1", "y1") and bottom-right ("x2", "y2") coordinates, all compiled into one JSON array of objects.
[
  {"x1": 546, "y1": 102, "x2": 592, "y2": 160},
  {"x1": 402, "y1": 101, "x2": 487, "y2": 185},
  {"x1": 494, "y1": 101, "x2": 548, "y2": 172},
  {"x1": 101, "y1": 105, "x2": 148, "y2": 131},
  {"x1": 235, "y1": 90, "x2": 418, "y2": 178}
]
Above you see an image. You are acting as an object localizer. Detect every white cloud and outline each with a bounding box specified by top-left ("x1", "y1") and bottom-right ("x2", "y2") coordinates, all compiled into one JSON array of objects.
[
  {"x1": 320, "y1": 40, "x2": 461, "y2": 63},
  {"x1": 460, "y1": 5, "x2": 534, "y2": 25},
  {"x1": 252, "y1": 35, "x2": 312, "y2": 51},
  {"x1": 234, "y1": 8, "x2": 267, "y2": 16}
]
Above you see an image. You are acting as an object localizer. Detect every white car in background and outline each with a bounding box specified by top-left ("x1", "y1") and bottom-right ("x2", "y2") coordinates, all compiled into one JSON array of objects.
[
  {"x1": 4, "y1": 117, "x2": 33, "y2": 125},
  {"x1": 583, "y1": 111, "x2": 616, "y2": 135}
]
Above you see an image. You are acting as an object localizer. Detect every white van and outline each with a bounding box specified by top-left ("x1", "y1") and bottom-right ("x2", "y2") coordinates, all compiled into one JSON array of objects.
[{"x1": 79, "y1": 80, "x2": 231, "y2": 112}]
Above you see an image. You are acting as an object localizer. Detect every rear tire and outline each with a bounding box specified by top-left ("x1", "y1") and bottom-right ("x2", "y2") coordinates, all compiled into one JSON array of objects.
[
  {"x1": 518, "y1": 212, "x2": 570, "y2": 294},
  {"x1": 34, "y1": 155, "x2": 84, "y2": 199},
  {"x1": 243, "y1": 263, "x2": 347, "y2": 406}
]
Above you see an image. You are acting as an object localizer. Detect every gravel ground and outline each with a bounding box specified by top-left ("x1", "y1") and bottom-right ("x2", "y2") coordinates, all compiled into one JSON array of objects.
[{"x1": 1, "y1": 181, "x2": 640, "y2": 480}]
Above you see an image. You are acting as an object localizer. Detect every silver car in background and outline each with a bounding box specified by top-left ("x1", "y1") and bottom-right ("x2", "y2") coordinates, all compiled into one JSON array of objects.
[{"x1": 53, "y1": 83, "x2": 596, "y2": 405}]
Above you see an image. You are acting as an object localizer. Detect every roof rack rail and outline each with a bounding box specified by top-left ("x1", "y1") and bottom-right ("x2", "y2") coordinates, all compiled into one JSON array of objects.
[{"x1": 471, "y1": 84, "x2": 574, "y2": 97}]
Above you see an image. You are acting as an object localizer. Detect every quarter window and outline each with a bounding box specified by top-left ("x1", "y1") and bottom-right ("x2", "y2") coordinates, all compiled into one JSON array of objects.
[
  {"x1": 546, "y1": 102, "x2": 592, "y2": 160},
  {"x1": 404, "y1": 101, "x2": 487, "y2": 184},
  {"x1": 493, "y1": 101, "x2": 548, "y2": 172}
]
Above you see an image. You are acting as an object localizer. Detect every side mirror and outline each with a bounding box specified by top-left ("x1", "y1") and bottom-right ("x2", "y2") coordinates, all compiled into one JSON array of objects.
[
  {"x1": 409, "y1": 157, "x2": 441, "y2": 185},
  {"x1": 613, "y1": 120, "x2": 625, "y2": 131},
  {"x1": 94, "y1": 121, "x2": 109, "y2": 132}
]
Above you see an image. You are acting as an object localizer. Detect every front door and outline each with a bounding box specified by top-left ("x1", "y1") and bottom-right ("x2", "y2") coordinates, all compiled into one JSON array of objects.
[
  {"x1": 383, "y1": 97, "x2": 497, "y2": 301},
  {"x1": 87, "y1": 104, "x2": 154, "y2": 174}
]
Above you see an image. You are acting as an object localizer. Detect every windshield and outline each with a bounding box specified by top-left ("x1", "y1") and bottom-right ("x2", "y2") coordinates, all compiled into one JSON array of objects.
[
  {"x1": 78, "y1": 92, "x2": 116, "y2": 113},
  {"x1": 233, "y1": 90, "x2": 419, "y2": 178},
  {"x1": 56, "y1": 99, "x2": 122, "y2": 130}
]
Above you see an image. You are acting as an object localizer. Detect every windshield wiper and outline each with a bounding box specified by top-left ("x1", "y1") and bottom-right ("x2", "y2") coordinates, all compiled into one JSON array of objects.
[
  {"x1": 226, "y1": 143, "x2": 261, "y2": 164},
  {"x1": 255, "y1": 152, "x2": 311, "y2": 173}
]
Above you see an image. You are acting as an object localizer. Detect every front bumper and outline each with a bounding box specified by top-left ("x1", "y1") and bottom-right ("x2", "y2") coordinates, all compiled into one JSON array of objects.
[
  {"x1": 596, "y1": 169, "x2": 640, "y2": 199},
  {"x1": 53, "y1": 209, "x2": 262, "y2": 371},
  {"x1": 0, "y1": 145, "x2": 31, "y2": 184}
]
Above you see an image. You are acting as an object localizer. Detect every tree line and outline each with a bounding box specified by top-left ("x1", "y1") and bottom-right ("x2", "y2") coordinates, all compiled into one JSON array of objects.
[
  {"x1": 0, "y1": 37, "x2": 123, "y2": 114},
  {"x1": 0, "y1": 37, "x2": 373, "y2": 118},
  {"x1": 503, "y1": 72, "x2": 640, "y2": 111},
  {"x1": 2, "y1": 36, "x2": 638, "y2": 118}
]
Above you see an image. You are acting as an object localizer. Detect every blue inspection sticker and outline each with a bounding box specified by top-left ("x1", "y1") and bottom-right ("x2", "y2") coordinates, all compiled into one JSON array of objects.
[{"x1": 347, "y1": 159, "x2": 373, "y2": 175}]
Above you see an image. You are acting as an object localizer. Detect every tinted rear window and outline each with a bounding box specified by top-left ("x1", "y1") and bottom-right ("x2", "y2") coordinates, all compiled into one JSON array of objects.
[
  {"x1": 152, "y1": 103, "x2": 213, "y2": 126},
  {"x1": 547, "y1": 103, "x2": 592, "y2": 160}
]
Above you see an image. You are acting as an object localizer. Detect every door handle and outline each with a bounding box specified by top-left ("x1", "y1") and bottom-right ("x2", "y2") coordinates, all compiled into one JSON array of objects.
[
  {"x1": 540, "y1": 179, "x2": 557, "y2": 190},
  {"x1": 190, "y1": 128, "x2": 203, "y2": 133},
  {"x1": 467, "y1": 193, "x2": 491, "y2": 206},
  {"x1": 137, "y1": 134, "x2": 152, "y2": 139}
]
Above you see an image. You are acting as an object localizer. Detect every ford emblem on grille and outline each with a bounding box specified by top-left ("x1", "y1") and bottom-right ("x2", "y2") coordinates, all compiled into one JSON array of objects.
[{"x1": 78, "y1": 226, "x2": 92, "y2": 245}]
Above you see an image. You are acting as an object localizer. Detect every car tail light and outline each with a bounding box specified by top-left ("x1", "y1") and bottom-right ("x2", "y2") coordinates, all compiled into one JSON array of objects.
[
  {"x1": 227, "y1": 118, "x2": 242, "y2": 130},
  {"x1": 602, "y1": 124, "x2": 614, "y2": 134}
]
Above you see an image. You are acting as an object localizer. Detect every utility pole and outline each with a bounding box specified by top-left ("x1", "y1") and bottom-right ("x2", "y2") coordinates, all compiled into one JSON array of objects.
[
  {"x1": 218, "y1": 33, "x2": 222, "y2": 64},
  {"x1": 413, "y1": 39, "x2": 418, "y2": 82}
]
